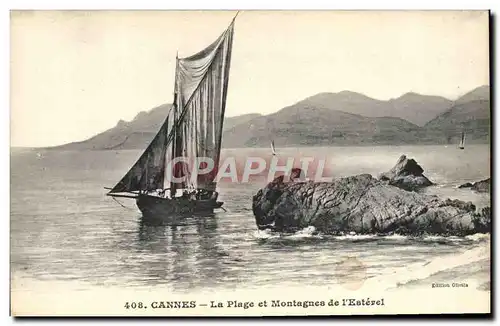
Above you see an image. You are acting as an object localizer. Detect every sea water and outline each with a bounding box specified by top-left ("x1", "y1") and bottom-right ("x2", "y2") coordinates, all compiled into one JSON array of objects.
[{"x1": 10, "y1": 145, "x2": 491, "y2": 300}]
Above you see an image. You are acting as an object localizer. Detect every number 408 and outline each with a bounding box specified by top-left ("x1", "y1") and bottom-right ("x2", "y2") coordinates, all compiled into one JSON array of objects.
[{"x1": 124, "y1": 302, "x2": 145, "y2": 309}]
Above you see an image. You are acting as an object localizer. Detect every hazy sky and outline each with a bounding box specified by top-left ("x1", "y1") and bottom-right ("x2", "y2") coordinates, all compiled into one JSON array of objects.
[{"x1": 11, "y1": 10, "x2": 489, "y2": 147}]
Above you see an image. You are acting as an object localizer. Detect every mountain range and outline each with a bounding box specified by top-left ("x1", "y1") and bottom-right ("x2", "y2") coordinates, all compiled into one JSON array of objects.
[{"x1": 49, "y1": 85, "x2": 490, "y2": 150}]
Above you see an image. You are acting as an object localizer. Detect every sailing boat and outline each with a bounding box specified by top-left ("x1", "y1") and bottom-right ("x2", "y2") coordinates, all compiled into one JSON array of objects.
[
  {"x1": 106, "y1": 14, "x2": 237, "y2": 219},
  {"x1": 270, "y1": 140, "x2": 277, "y2": 156},
  {"x1": 459, "y1": 131, "x2": 466, "y2": 150}
]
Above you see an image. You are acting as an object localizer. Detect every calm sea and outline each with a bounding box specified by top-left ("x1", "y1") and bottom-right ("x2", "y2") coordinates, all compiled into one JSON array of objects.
[{"x1": 10, "y1": 145, "x2": 491, "y2": 295}]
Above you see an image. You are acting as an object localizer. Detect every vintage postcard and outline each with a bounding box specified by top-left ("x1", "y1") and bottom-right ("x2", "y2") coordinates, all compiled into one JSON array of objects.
[{"x1": 10, "y1": 10, "x2": 491, "y2": 316}]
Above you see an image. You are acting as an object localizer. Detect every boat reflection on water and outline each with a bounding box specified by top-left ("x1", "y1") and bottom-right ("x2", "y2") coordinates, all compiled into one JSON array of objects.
[
  {"x1": 138, "y1": 211, "x2": 216, "y2": 227},
  {"x1": 135, "y1": 213, "x2": 234, "y2": 291}
]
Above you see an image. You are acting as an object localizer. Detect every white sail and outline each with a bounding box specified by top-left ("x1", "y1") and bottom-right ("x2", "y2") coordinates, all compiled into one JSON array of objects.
[{"x1": 170, "y1": 19, "x2": 235, "y2": 193}]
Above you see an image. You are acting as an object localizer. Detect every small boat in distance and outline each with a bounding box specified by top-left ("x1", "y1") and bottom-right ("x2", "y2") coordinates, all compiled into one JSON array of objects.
[
  {"x1": 459, "y1": 131, "x2": 466, "y2": 150},
  {"x1": 271, "y1": 140, "x2": 277, "y2": 156},
  {"x1": 106, "y1": 13, "x2": 238, "y2": 220}
]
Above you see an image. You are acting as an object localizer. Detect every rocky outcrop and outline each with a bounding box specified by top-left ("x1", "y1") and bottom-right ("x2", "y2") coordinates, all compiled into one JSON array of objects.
[
  {"x1": 379, "y1": 155, "x2": 434, "y2": 191},
  {"x1": 459, "y1": 178, "x2": 491, "y2": 193},
  {"x1": 253, "y1": 173, "x2": 490, "y2": 235}
]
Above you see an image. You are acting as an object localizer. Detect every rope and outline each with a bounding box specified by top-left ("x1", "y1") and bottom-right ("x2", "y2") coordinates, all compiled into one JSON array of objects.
[
  {"x1": 112, "y1": 197, "x2": 135, "y2": 210},
  {"x1": 233, "y1": 11, "x2": 240, "y2": 22}
]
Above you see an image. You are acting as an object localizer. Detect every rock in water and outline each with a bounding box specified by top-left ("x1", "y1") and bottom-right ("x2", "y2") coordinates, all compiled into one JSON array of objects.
[
  {"x1": 458, "y1": 178, "x2": 490, "y2": 193},
  {"x1": 379, "y1": 155, "x2": 433, "y2": 191},
  {"x1": 252, "y1": 173, "x2": 489, "y2": 235}
]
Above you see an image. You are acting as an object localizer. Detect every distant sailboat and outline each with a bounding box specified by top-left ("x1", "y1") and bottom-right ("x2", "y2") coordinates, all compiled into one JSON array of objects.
[
  {"x1": 271, "y1": 140, "x2": 277, "y2": 156},
  {"x1": 106, "y1": 14, "x2": 237, "y2": 220},
  {"x1": 459, "y1": 131, "x2": 466, "y2": 150}
]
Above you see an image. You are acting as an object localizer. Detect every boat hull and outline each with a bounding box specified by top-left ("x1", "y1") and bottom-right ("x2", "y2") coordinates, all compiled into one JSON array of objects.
[{"x1": 136, "y1": 194, "x2": 223, "y2": 221}]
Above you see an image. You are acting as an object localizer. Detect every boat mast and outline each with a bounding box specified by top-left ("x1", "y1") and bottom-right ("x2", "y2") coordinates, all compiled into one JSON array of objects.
[{"x1": 170, "y1": 53, "x2": 179, "y2": 198}]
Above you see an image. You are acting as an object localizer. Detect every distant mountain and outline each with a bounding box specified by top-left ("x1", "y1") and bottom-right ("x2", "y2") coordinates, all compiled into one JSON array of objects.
[
  {"x1": 297, "y1": 91, "x2": 387, "y2": 117},
  {"x1": 387, "y1": 93, "x2": 453, "y2": 126},
  {"x1": 295, "y1": 91, "x2": 453, "y2": 126},
  {"x1": 223, "y1": 113, "x2": 262, "y2": 130},
  {"x1": 49, "y1": 105, "x2": 261, "y2": 150},
  {"x1": 454, "y1": 85, "x2": 490, "y2": 104},
  {"x1": 424, "y1": 104, "x2": 490, "y2": 144},
  {"x1": 222, "y1": 105, "x2": 422, "y2": 148},
  {"x1": 47, "y1": 85, "x2": 489, "y2": 150},
  {"x1": 423, "y1": 86, "x2": 490, "y2": 144},
  {"x1": 52, "y1": 104, "x2": 173, "y2": 151}
]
